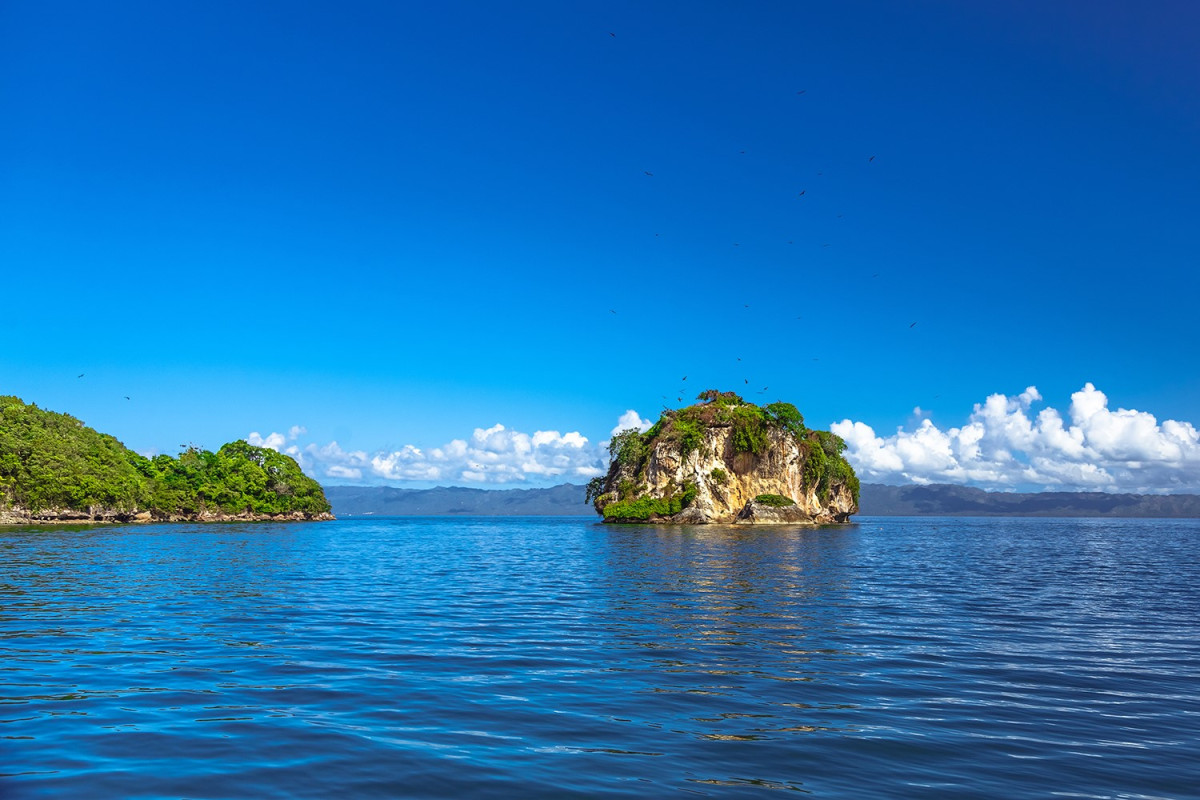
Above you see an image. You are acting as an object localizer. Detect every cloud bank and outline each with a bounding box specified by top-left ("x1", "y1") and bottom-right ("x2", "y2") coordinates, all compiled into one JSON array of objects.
[
  {"x1": 247, "y1": 416, "x2": 627, "y2": 486},
  {"x1": 246, "y1": 389, "x2": 1199, "y2": 492},
  {"x1": 832, "y1": 383, "x2": 1200, "y2": 493}
]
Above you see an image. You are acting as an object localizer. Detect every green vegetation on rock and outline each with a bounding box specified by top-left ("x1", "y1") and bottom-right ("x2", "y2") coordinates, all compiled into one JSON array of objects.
[
  {"x1": 614, "y1": 392, "x2": 809, "y2": 470},
  {"x1": 0, "y1": 396, "x2": 331, "y2": 519},
  {"x1": 805, "y1": 429, "x2": 861, "y2": 504},
  {"x1": 602, "y1": 495, "x2": 682, "y2": 521},
  {"x1": 754, "y1": 493, "x2": 796, "y2": 507},
  {"x1": 602, "y1": 479, "x2": 697, "y2": 521},
  {"x1": 608, "y1": 429, "x2": 646, "y2": 469}
]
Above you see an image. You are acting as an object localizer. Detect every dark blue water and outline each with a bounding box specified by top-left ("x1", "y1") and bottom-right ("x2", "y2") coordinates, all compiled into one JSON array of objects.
[{"x1": 2, "y1": 516, "x2": 1198, "y2": 799}]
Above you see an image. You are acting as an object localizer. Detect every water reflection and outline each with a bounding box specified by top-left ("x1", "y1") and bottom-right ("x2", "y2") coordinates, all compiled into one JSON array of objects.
[{"x1": 598, "y1": 524, "x2": 862, "y2": 749}]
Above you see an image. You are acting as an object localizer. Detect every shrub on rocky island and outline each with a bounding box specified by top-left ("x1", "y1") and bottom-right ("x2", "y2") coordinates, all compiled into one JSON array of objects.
[{"x1": 753, "y1": 493, "x2": 796, "y2": 507}]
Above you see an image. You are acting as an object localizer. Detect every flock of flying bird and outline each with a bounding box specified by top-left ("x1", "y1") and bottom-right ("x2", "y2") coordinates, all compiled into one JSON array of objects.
[
  {"x1": 596, "y1": 58, "x2": 916, "y2": 414},
  {"x1": 71, "y1": 36, "x2": 919, "y2": 453}
]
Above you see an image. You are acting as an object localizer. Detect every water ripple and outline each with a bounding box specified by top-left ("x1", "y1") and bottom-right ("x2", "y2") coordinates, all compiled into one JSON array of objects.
[{"x1": 1, "y1": 517, "x2": 1198, "y2": 798}]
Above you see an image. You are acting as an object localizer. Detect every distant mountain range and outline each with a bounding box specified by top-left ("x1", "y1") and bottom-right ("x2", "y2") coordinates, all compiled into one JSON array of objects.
[
  {"x1": 859, "y1": 483, "x2": 1200, "y2": 517},
  {"x1": 324, "y1": 483, "x2": 590, "y2": 517},
  {"x1": 324, "y1": 483, "x2": 1200, "y2": 518}
]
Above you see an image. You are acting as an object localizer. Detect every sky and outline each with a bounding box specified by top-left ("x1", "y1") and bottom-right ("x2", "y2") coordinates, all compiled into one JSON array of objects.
[{"x1": 3, "y1": 1, "x2": 1199, "y2": 492}]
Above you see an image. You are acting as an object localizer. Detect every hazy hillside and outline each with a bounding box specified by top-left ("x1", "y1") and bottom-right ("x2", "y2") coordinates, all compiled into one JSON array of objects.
[
  {"x1": 323, "y1": 484, "x2": 591, "y2": 516},
  {"x1": 325, "y1": 483, "x2": 1200, "y2": 518},
  {"x1": 860, "y1": 484, "x2": 1200, "y2": 517}
]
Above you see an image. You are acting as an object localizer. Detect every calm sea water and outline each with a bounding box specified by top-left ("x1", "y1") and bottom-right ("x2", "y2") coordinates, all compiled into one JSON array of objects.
[{"x1": 2, "y1": 516, "x2": 1198, "y2": 799}]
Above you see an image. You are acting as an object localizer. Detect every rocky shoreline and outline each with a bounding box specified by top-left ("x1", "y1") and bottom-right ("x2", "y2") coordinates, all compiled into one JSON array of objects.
[{"x1": 0, "y1": 507, "x2": 335, "y2": 525}]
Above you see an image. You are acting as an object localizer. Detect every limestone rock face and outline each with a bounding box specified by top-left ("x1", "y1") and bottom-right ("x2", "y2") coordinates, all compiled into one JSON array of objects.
[{"x1": 593, "y1": 397, "x2": 859, "y2": 525}]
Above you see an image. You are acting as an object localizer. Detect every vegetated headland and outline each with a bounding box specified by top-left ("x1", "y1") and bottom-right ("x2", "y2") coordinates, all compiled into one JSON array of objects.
[
  {"x1": 587, "y1": 390, "x2": 859, "y2": 524},
  {"x1": 0, "y1": 396, "x2": 332, "y2": 525}
]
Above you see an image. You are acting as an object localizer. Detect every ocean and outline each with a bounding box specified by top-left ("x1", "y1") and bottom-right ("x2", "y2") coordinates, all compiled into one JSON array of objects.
[{"x1": 2, "y1": 516, "x2": 1197, "y2": 798}]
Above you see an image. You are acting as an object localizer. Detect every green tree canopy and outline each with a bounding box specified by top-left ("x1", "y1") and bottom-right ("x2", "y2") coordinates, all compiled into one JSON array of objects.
[{"x1": 1, "y1": 396, "x2": 331, "y2": 517}]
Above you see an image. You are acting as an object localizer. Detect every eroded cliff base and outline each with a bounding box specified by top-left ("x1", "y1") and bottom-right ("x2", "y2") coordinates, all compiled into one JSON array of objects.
[{"x1": 0, "y1": 507, "x2": 336, "y2": 526}]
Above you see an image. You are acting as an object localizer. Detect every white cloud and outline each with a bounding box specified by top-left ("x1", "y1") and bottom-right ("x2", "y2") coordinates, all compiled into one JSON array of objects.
[
  {"x1": 364, "y1": 422, "x2": 602, "y2": 484},
  {"x1": 247, "y1": 431, "x2": 286, "y2": 450},
  {"x1": 288, "y1": 425, "x2": 307, "y2": 440},
  {"x1": 245, "y1": 412, "x2": 639, "y2": 485},
  {"x1": 611, "y1": 409, "x2": 652, "y2": 436},
  {"x1": 325, "y1": 465, "x2": 362, "y2": 480},
  {"x1": 833, "y1": 383, "x2": 1200, "y2": 493}
]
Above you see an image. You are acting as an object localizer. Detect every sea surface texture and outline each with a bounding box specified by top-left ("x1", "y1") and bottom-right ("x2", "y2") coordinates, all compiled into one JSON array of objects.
[{"x1": 2, "y1": 517, "x2": 1198, "y2": 799}]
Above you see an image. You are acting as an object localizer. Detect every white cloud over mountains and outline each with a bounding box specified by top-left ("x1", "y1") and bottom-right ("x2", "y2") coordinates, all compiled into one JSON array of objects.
[
  {"x1": 248, "y1": 415, "x2": 623, "y2": 485},
  {"x1": 832, "y1": 383, "x2": 1200, "y2": 493},
  {"x1": 246, "y1": 389, "x2": 1199, "y2": 492}
]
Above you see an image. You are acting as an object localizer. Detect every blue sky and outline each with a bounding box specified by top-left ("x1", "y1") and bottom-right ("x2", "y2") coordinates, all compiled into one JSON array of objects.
[{"x1": 3, "y1": 1, "x2": 1199, "y2": 491}]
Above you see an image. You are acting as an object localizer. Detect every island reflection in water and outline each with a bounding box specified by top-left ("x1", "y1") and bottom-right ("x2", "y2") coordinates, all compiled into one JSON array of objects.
[{"x1": 602, "y1": 524, "x2": 860, "y2": 735}]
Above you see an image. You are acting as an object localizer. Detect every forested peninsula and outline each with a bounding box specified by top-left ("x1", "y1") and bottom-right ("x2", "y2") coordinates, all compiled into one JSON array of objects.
[{"x1": 0, "y1": 396, "x2": 332, "y2": 524}]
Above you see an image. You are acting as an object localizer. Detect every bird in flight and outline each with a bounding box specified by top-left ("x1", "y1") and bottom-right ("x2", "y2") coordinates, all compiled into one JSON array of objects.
[
  {"x1": 77, "y1": 373, "x2": 84, "y2": 378},
  {"x1": 798, "y1": 190, "x2": 805, "y2": 196},
  {"x1": 682, "y1": 375, "x2": 687, "y2": 381},
  {"x1": 644, "y1": 171, "x2": 653, "y2": 176},
  {"x1": 609, "y1": 31, "x2": 615, "y2": 37},
  {"x1": 124, "y1": 396, "x2": 130, "y2": 400},
  {"x1": 796, "y1": 89, "x2": 806, "y2": 95},
  {"x1": 609, "y1": 309, "x2": 617, "y2": 314},
  {"x1": 869, "y1": 155, "x2": 876, "y2": 162},
  {"x1": 744, "y1": 379, "x2": 749, "y2": 384},
  {"x1": 909, "y1": 322, "x2": 917, "y2": 328}
]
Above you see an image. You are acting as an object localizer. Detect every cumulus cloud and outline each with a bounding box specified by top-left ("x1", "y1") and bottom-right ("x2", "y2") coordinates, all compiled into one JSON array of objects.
[
  {"x1": 245, "y1": 411, "x2": 648, "y2": 485},
  {"x1": 611, "y1": 409, "x2": 653, "y2": 436},
  {"x1": 247, "y1": 431, "x2": 286, "y2": 450},
  {"x1": 325, "y1": 465, "x2": 362, "y2": 480},
  {"x1": 832, "y1": 384, "x2": 1200, "y2": 493}
]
